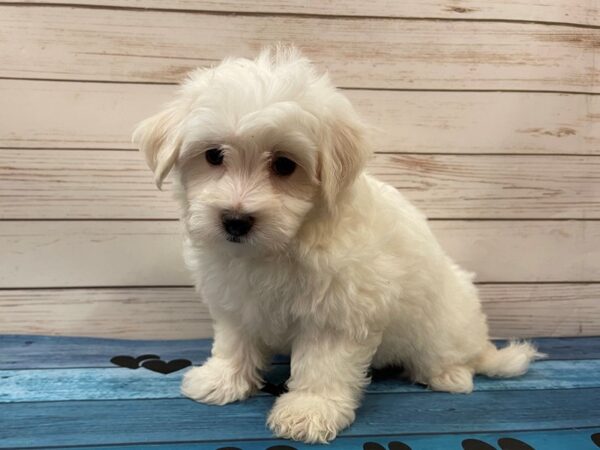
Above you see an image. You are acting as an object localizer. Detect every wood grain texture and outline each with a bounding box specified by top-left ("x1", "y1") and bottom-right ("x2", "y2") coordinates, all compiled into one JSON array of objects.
[
  {"x1": 0, "y1": 288, "x2": 212, "y2": 339},
  {"x1": 483, "y1": 283, "x2": 600, "y2": 338},
  {"x1": 1, "y1": 2, "x2": 598, "y2": 341},
  {"x1": 3, "y1": 149, "x2": 599, "y2": 219},
  {"x1": 0, "y1": 221, "x2": 191, "y2": 288},
  {"x1": 0, "y1": 6, "x2": 597, "y2": 90},
  {"x1": 366, "y1": 154, "x2": 600, "y2": 219},
  {"x1": 2, "y1": 390, "x2": 599, "y2": 447},
  {"x1": 1, "y1": 285, "x2": 598, "y2": 339},
  {"x1": 0, "y1": 335, "x2": 215, "y2": 369},
  {"x1": 482, "y1": 283, "x2": 600, "y2": 338},
  {"x1": 2, "y1": 359, "x2": 598, "y2": 403},
  {"x1": 0, "y1": 220, "x2": 598, "y2": 288},
  {"x1": 21, "y1": 429, "x2": 600, "y2": 450},
  {"x1": 2, "y1": 0, "x2": 598, "y2": 26},
  {"x1": 2, "y1": 335, "x2": 597, "y2": 370},
  {"x1": 3, "y1": 80, "x2": 598, "y2": 154}
]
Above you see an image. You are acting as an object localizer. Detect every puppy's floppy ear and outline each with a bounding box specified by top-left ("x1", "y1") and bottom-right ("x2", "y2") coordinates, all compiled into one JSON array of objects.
[
  {"x1": 132, "y1": 103, "x2": 184, "y2": 189},
  {"x1": 319, "y1": 106, "x2": 371, "y2": 208}
]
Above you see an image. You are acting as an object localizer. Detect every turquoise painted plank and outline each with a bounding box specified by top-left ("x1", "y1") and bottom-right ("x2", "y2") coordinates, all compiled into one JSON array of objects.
[
  {"x1": 2, "y1": 335, "x2": 599, "y2": 369},
  {"x1": 53, "y1": 428, "x2": 600, "y2": 450},
  {"x1": 0, "y1": 334, "x2": 213, "y2": 370},
  {"x1": 0, "y1": 335, "x2": 287, "y2": 369},
  {"x1": 533, "y1": 336, "x2": 600, "y2": 360},
  {"x1": 1, "y1": 388, "x2": 599, "y2": 447},
  {"x1": 1, "y1": 359, "x2": 599, "y2": 403}
]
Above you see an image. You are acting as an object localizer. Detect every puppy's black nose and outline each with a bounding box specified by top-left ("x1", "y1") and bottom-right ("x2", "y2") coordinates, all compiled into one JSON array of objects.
[{"x1": 222, "y1": 213, "x2": 255, "y2": 238}]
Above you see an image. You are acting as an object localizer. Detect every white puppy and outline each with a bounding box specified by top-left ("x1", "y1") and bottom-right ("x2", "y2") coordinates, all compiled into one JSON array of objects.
[{"x1": 133, "y1": 46, "x2": 541, "y2": 444}]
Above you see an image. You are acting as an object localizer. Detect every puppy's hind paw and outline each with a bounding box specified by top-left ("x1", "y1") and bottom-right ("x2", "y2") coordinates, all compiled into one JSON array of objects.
[
  {"x1": 181, "y1": 357, "x2": 259, "y2": 405},
  {"x1": 267, "y1": 392, "x2": 354, "y2": 443},
  {"x1": 428, "y1": 366, "x2": 474, "y2": 394}
]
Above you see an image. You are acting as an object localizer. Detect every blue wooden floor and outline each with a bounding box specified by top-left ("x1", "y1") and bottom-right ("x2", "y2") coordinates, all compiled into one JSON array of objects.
[{"x1": 1, "y1": 335, "x2": 599, "y2": 450}]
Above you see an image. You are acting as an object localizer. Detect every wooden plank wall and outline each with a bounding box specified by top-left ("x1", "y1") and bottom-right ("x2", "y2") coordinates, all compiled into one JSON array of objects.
[{"x1": 0, "y1": 1, "x2": 598, "y2": 339}]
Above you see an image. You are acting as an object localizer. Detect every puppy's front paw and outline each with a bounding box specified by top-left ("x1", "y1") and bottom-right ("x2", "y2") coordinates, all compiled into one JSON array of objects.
[
  {"x1": 181, "y1": 357, "x2": 259, "y2": 405},
  {"x1": 267, "y1": 392, "x2": 355, "y2": 443}
]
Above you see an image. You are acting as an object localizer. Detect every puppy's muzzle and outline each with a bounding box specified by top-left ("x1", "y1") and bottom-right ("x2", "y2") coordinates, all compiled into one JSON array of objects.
[{"x1": 222, "y1": 212, "x2": 255, "y2": 240}]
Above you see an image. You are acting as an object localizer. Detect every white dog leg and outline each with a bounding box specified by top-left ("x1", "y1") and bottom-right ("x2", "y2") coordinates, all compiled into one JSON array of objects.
[
  {"x1": 181, "y1": 315, "x2": 267, "y2": 405},
  {"x1": 267, "y1": 328, "x2": 381, "y2": 443}
]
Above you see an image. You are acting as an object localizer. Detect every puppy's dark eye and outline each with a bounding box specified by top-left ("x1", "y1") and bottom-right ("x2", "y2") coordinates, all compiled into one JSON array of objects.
[
  {"x1": 205, "y1": 148, "x2": 224, "y2": 166},
  {"x1": 271, "y1": 156, "x2": 296, "y2": 176}
]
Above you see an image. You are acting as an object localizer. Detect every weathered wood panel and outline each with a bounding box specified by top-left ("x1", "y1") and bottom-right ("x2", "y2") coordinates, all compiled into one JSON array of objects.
[
  {"x1": 2, "y1": 429, "x2": 597, "y2": 450},
  {"x1": 2, "y1": 360, "x2": 599, "y2": 404},
  {"x1": 2, "y1": 80, "x2": 598, "y2": 154},
  {"x1": 0, "y1": 220, "x2": 597, "y2": 288},
  {"x1": 0, "y1": 221, "x2": 191, "y2": 288},
  {"x1": 2, "y1": 391, "x2": 600, "y2": 447},
  {"x1": 481, "y1": 283, "x2": 600, "y2": 338},
  {"x1": 1, "y1": 1, "x2": 597, "y2": 26},
  {"x1": 372, "y1": 154, "x2": 600, "y2": 219},
  {"x1": 1, "y1": 2, "x2": 598, "y2": 341},
  {"x1": 1, "y1": 332, "x2": 598, "y2": 450},
  {"x1": 3, "y1": 335, "x2": 597, "y2": 370},
  {"x1": 0, "y1": 80, "x2": 171, "y2": 149},
  {"x1": 0, "y1": 284, "x2": 598, "y2": 339},
  {"x1": 0, "y1": 6, "x2": 597, "y2": 90},
  {"x1": 0, "y1": 288, "x2": 211, "y2": 339},
  {"x1": 2, "y1": 149, "x2": 599, "y2": 219},
  {"x1": 0, "y1": 334, "x2": 215, "y2": 369}
]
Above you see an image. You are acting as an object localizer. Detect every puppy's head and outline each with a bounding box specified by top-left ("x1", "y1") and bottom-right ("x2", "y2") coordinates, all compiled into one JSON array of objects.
[{"x1": 133, "y1": 45, "x2": 371, "y2": 253}]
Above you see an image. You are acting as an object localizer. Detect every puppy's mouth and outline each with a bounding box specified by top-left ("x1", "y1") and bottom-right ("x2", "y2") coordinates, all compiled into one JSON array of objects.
[{"x1": 225, "y1": 235, "x2": 245, "y2": 244}]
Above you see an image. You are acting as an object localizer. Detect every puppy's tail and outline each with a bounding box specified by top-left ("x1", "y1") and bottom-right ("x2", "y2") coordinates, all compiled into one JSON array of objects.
[{"x1": 474, "y1": 341, "x2": 545, "y2": 378}]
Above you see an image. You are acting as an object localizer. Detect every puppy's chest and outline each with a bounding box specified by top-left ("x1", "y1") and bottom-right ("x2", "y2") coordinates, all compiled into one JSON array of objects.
[
  {"x1": 199, "y1": 256, "x2": 322, "y2": 347},
  {"x1": 200, "y1": 255, "x2": 322, "y2": 315}
]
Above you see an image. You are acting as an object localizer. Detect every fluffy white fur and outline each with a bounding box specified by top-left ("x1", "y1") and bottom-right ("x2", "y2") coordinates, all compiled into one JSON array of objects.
[{"x1": 133, "y1": 45, "x2": 543, "y2": 444}]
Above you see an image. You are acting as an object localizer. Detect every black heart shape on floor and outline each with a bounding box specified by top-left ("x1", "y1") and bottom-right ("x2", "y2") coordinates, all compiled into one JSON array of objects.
[
  {"x1": 498, "y1": 437, "x2": 535, "y2": 450},
  {"x1": 592, "y1": 433, "x2": 600, "y2": 447},
  {"x1": 141, "y1": 358, "x2": 191, "y2": 374},
  {"x1": 110, "y1": 354, "x2": 160, "y2": 369},
  {"x1": 388, "y1": 442, "x2": 412, "y2": 450},
  {"x1": 462, "y1": 439, "x2": 496, "y2": 450},
  {"x1": 363, "y1": 443, "x2": 386, "y2": 450},
  {"x1": 463, "y1": 438, "x2": 537, "y2": 450}
]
